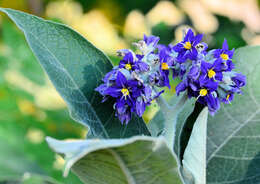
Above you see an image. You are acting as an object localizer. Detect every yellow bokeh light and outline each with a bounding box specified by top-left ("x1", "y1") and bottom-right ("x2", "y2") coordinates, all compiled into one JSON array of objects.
[
  {"x1": 4, "y1": 70, "x2": 66, "y2": 110},
  {"x1": 46, "y1": 0, "x2": 83, "y2": 25},
  {"x1": 174, "y1": 25, "x2": 194, "y2": 42},
  {"x1": 146, "y1": 1, "x2": 184, "y2": 26},
  {"x1": 200, "y1": 0, "x2": 260, "y2": 32},
  {"x1": 72, "y1": 10, "x2": 127, "y2": 54},
  {"x1": 124, "y1": 10, "x2": 150, "y2": 39},
  {"x1": 180, "y1": 0, "x2": 218, "y2": 34},
  {"x1": 26, "y1": 128, "x2": 45, "y2": 144},
  {"x1": 53, "y1": 154, "x2": 65, "y2": 170}
]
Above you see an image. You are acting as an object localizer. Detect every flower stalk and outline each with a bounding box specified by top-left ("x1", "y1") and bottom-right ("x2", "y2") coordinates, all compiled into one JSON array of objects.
[{"x1": 158, "y1": 93, "x2": 188, "y2": 148}]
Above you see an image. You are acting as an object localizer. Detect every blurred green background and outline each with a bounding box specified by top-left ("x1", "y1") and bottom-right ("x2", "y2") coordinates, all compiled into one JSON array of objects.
[{"x1": 0, "y1": 0, "x2": 260, "y2": 183}]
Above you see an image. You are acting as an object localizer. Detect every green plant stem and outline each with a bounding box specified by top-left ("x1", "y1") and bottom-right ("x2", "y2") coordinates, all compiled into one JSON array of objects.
[
  {"x1": 156, "y1": 92, "x2": 170, "y2": 112},
  {"x1": 157, "y1": 93, "x2": 188, "y2": 149}
]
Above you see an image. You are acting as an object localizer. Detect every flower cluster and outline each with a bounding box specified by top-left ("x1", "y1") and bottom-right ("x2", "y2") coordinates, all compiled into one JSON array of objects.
[
  {"x1": 96, "y1": 29, "x2": 246, "y2": 123},
  {"x1": 96, "y1": 35, "x2": 169, "y2": 124},
  {"x1": 174, "y1": 30, "x2": 246, "y2": 114}
]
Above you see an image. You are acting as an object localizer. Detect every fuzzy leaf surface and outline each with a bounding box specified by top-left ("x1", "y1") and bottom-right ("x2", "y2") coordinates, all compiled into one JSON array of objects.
[
  {"x1": 47, "y1": 136, "x2": 182, "y2": 184},
  {"x1": 0, "y1": 8, "x2": 150, "y2": 139},
  {"x1": 207, "y1": 46, "x2": 260, "y2": 184},
  {"x1": 182, "y1": 108, "x2": 208, "y2": 184}
]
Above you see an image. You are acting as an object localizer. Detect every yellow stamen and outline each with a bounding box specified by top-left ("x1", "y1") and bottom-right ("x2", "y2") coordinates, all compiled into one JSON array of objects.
[
  {"x1": 199, "y1": 89, "x2": 208, "y2": 97},
  {"x1": 220, "y1": 53, "x2": 229, "y2": 60},
  {"x1": 226, "y1": 94, "x2": 230, "y2": 101},
  {"x1": 121, "y1": 88, "x2": 129, "y2": 97},
  {"x1": 184, "y1": 41, "x2": 192, "y2": 50},
  {"x1": 208, "y1": 69, "x2": 216, "y2": 78},
  {"x1": 161, "y1": 62, "x2": 169, "y2": 70},
  {"x1": 125, "y1": 63, "x2": 132, "y2": 70}
]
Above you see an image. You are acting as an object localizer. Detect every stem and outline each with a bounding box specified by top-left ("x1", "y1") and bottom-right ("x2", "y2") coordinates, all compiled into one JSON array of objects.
[
  {"x1": 156, "y1": 92, "x2": 170, "y2": 111},
  {"x1": 163, "y1": 93, "x2": 188, "y2": 149}
]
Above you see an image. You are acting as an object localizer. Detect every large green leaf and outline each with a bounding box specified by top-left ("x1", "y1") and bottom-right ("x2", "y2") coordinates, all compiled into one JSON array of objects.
[
  {"x1": 207, "y1": 46, "x2": 260, "y2": 183},
  {"x1": 46, "y1": 136, "x2": 182, "y2": 184},
  {"x1": 0, "y1": 8, "x2": 150, "y2": 139}
]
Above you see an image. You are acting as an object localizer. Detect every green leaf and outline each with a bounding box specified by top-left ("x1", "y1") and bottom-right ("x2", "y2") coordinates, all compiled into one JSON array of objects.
[
  {"x1": 207, "y1": 46, "x2": 260, "y2": 183},
  {"x1": 182, "y1": 108, "x2": 208, "y2": 184},
  {"x1": 173, "y1": 99, "x2": 197, "y2": 158},
  {"x1": 46, "y1": 136, "x2": 183, "y2": 184},
  {"x1": 174, "y1": 102, "x2": 204, "y2": 172},
  {"x1": 0, "y1": 8, "x2": 150, "y2": 139}
]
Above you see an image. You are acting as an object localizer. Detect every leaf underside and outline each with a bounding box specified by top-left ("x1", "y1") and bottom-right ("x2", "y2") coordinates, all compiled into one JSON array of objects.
[{"x1": 47, "y1": 136, "x2": 182, "y2": 184}]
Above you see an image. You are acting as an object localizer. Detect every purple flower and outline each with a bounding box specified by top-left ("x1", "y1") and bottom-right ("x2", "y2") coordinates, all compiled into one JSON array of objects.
[
  {"x1": 175, "y1": 78, "x2": 199, "y2": 98},
  {"x1": 214, "y1": 39, "x2": 235, "y2": 71},
  {"x1": 134, "y1": 35, "x2": 160, "y2": 55},
  {"x1": 115, "y1": 101, "x2": 132, "y2": 123},
  {"x1": 230, "y1": 73, "x2": 246, "y2": 93},
  {"x1": 95, "y1": 84, "x2": 107, "y2": 97},
  {"x1": 176, "y1": 79, "x2": 188, "y2": 96},
  {"x1": 222, "y1": 93, "x2": 234, "y2": 104},
  {"x1": 118, "y1": 51, "x2": 149, "y2": 72},
  {"x1": 232, "y1": 73, "x2": 246, "y2": 88},
  {"x1": 172, "y1": 63, "x2": 187, "y2": 79},
  {"x1": 196, "y1": 42, "x2": 208, "y2": 55},
  {"x1": 148, "y1": 72, "x2": 164, "y2": 87},
  {"x1": 134, "y1": 86, "x2": 151, "y2": 116},
  {"x1": 188, "y1": 65, "x2": 200, "y2": 80},
  {"x1": 96, "y1": 68, "x2": 165, "y2": 124},
  {"x1": 197, "y1": 81, "x2": 220, "y2": 114},
  {"x1": 119, "y1": 51, "x2": 136, "y2": 71},
  {"x1": 136, "y1": 61, "x2": 150, "y2": 72},
  {"x1": 143, "y1": 34, "x2": 160, "y2": 47},
  {"x1": 157, "y1": 44, "x2": 172, "y2": 55},
  {"x1": 96, "y1": 69, "x2": 118, "y2": 97},
  {"x1": 105, "y1": 72, "x2": 137, "y2": 103},
  {"x1": 175, "y1": 63, "x2": 202, "y2": 97},
  {"x1": 102, "y1": 72, "x2": 140, "y2": 124},
  {"x1": 219, "y1": 73, "x2": 246, "y2": 104},
  {"x1": 176, "y1": 64, "x2": 221, "y2": 114},
  {"x1": 159, "y1": 49, "x2": 174, "y2": 88},
  {"x1": 103, "y1": 69, "x2": 118, "y2": 84},
  {"x1": 199, "y1": 60, "x2": 223, "y2": 85},
  {"x1": 173, "y1": 29, "x2": 203, "y2": 63}
]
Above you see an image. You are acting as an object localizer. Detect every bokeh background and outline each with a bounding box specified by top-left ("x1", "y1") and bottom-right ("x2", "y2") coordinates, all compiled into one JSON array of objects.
[{"x1": 0, "y1": 0, "x2": 260, "y2": 183}]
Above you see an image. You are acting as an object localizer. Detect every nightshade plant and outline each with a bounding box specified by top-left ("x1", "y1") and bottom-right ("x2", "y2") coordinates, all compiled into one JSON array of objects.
[{"x1": 1, "y1": 8, "x2": 260, "y2": 184}]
